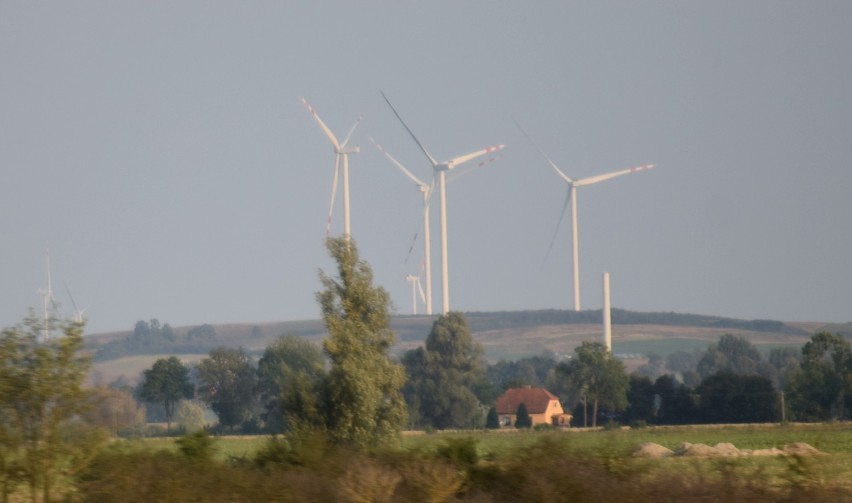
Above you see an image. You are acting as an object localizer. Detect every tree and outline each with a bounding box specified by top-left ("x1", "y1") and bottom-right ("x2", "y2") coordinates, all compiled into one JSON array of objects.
[
  {"x1": 84, "y1": 387, "x2": 145, "y2": 436},
  {"x1": 402, "y1": 312, "x2": 486, "y2": 429},
  {"x1": 768, "y1": 347, "x2": 801, "y2": 390},
  {"x1": 694, "y1": 372, "x2": 778, "y2": 423},
  {"x1": 623, "y1": 374, "x2": 655, "y2": 424},
  {"x1": 556, "y1": 341, "x2": 628, "y2": 427},
  {"x1": 196, "y1": 347, "x2": 257, "y2": 432},
  {"x1": 485, "y1": 407, "x2": 500, "y2": 429},
  {"x1": 176, "y1": 401, "x2": 205, "y2": 433},
  {"x1": 256, "y1": 335, "x2": 325, "y2": 433},
  {"x1": 787, "y1": 332, "x2": 852, "y2": 421},
  {"x1": 486, "y1": 352, "x2": 557, "y2": 398},
  {"x1": 514, "y1": 403, "x2": 532, "y2": 428},
  {"x1": 0, "y1": 316, "x2": 106, "y2": 503},
  {"x1": 187, "y1": 324, "x2": 216, "y2": 342},
  {"x1": 696, "y1": 334, "x2": 771, "y2": 379},
  {"x1": 138, "y1": 356, "x2": 194, "y2": 431},
  {"x1": 653, "y1": 374, "x2": 696, "y2": 425},
  {"x1": 317, "y1": 237, "x2": 407, "y2": 448}
]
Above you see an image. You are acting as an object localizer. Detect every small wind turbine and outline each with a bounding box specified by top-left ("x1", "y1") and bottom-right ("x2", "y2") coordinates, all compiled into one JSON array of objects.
[
  {"x1": 514, "y1": 119, "x2": 654, "y2": 311},
  {"x1": 301, "y1": 97, "x2": 364, "y2": 239},
  {"x1": 37, "y1": 247, "x2": 59, "y2": 341},
  {"x1": 405, "y1": 265, "x2": 427, "y2": 315},
  {"x1": 381, "y1": 92, "x2": 505, "y2": 314},
  {"x1": 65, "y1": 283, "x2": 87, "y2": 324}
]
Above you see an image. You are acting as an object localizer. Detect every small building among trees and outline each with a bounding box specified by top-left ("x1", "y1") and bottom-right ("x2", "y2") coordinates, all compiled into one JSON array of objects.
[{"x1": 494, "y1": 386, "x2": 572, "y2": 427}]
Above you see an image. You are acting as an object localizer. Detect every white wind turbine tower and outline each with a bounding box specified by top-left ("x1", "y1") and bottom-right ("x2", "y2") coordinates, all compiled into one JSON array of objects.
[
  {"x1": 515, "y1": 120, "x2": 654, "y2": 311},
  {"x1": 301, "y1": 97, "x2": 364, "y2": 239},
  {"x1": 382, "y1": 92, "x2": 505, "y2": 314}
]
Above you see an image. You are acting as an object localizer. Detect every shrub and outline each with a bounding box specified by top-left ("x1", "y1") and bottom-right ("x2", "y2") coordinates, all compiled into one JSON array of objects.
[
  {"x1": 514, "y1": 403, "x2": 532, "y2": 429},
  {"x1": 436, "y1": 437, "x2": 479, "y2": 468}
]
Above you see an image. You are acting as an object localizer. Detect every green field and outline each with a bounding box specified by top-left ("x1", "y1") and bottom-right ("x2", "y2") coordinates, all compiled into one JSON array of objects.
[{"x1": 133, "y1": 423, "x2": 852, "y2": 488}]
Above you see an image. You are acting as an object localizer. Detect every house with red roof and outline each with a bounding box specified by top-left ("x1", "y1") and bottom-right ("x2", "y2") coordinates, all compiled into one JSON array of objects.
[{"x1": 493, "y1": 386, "x2": 572, "y2": 428}]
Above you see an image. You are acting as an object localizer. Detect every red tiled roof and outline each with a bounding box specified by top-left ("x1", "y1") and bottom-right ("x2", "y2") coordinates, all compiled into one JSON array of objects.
[{"x1": 494, "y1": 387, "x2": 560, "y2": 415}]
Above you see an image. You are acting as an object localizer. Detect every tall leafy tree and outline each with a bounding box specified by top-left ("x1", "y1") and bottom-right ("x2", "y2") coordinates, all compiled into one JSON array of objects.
[
  {"x1": 696, "y1": 334, "x2": 772, "y2": 379},
  {"x1": 694, "y1": 373, "x2": 778, "y2": 423},
  {"x1": 653, "y1": 374, "x2": 696, "y2": 425},
  {"x1": 402, "y1": 312, "x2": 487, "y2": 429},
  {"x1": 317, "y1": 237, "x2": 407, "y2": 448},
  {"x1": 0, "y1": 316, "x2": 105, "y2": 503},
  {"x1": 623, "y1": 374, "x2": 655, "y2": 424},
  {"x1": 556, "y1": 341, "x2": 628, "y2": 427},
  {"x1": 138, "y1": 356, "x2": 194, "y2": 431},
  {"x1": 196, "y1": 347, "x2": 257, "y2": 431},
  {"x1": 787, "y1": 332, "x2": 852, "y2": 420},
  {"x1": 257, "y1": 335, "x2": 325, "y2": 433}
]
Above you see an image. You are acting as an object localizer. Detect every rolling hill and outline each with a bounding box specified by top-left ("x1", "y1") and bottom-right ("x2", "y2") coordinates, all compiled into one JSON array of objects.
[{"x1": 86, "y1": 309, "x2": 838, "y2": 384}]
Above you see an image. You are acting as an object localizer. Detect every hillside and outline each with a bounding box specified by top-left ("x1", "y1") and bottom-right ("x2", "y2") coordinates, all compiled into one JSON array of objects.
[{"x1": 86, "y1": 309, "x2": 830, "y2": 384}]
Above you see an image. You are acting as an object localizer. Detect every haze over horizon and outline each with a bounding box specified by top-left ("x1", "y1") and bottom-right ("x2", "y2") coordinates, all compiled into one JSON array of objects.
[{"x1": 2, "y1": 2, "x2": 851, "y2": 334}]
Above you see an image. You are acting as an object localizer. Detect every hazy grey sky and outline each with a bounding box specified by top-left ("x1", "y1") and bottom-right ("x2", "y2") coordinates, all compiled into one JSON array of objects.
[{"x1": 2, "y1": 1, "x2": 851, "y2": 333}]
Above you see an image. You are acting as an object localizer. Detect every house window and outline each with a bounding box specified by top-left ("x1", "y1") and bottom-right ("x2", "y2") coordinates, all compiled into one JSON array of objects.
[{"x1": 501, "y1": 416, "x2": 512, "y2": 426}]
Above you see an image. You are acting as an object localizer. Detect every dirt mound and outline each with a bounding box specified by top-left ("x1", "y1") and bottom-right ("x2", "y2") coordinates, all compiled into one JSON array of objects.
[
  {"x1": 633, "y1": 443, "x2": 674, "y2": 458},
  {"x1": 783, "y1": 442, "x2": 822, "y2": 456},
  {"x1": 635, "y1": 442, "x2": 822, "y2": 459}
]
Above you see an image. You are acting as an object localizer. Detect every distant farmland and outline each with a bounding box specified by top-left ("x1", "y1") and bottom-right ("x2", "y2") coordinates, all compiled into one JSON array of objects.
[{"x1": 86, "y1": 309, "x2": 831, "y2": 383}]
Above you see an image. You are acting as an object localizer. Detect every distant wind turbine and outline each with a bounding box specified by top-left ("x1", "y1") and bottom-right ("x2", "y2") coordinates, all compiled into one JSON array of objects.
[
  {"x1": 514, "y1": 119, "x2": 654, "y2": 311},
  {"x1": 371, "y1": 137, "x2": 501, "y2": 316},
  {"x1": 301, "y1": 97, "x2": 364, "y2": 239},
  {"x1": 65, "y1": 283, "x2": 87, "y2": 324},
  {"x1": 371, "y1": 137, "x2": 434, "y2": 315},
  {"x1": 37, "y1": 247, "x2": 59, "y2": 341},
  {"x1": 405, "y1": 264, "x2": 427, "y2": 315},
  {"x1": 381, "y1": 91, "x2": 505, "y2": 314}
]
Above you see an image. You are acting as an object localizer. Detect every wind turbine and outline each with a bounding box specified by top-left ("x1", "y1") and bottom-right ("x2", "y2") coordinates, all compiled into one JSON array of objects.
[
  {"x1": 371, "y1": 137, "x2": 502, "y2": 315},
  {"x1": 65, "y1": 283, "x2": 87, "y2": 324},
  {"x1": 381, "y1": 91, "x2": 505, "y2": 314},
  {"x1": 514, "y1": 119, "x2": 654, "y2": 311},
  {"x1": 38, "y1": 247, "x2": 59, "y2": 341},
  {"x1": 405, "y1": 264, "x2": 427, "y2": 315},
  {"x1": 301, "y1": 97, "x2": 364, "y2": 239},
  {"x1": 370, "y1": 137, "x2": 434, "y2": 315}
]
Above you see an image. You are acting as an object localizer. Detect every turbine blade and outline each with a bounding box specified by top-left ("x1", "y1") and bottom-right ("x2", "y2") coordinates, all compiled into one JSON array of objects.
[
  {"x1": 301, "y1": 97, "x2": 341, "y2": 151},
  {"x1": 340, "y1": 114, "x2": 365, "y2": 148},
  {"x1": 417, "y1": 278, "x2": 426, "y2": 303},
  {"x1": 447, "y1": 144, "x2": 505, "y2": 168},
  {"x1": 380, "y1": 91, "x2": 439, "y2": 166},
  {"x1": 446, "y1": 154, "x2": 502, "y2": 184},
  {"x1": 370, "y1": 137, "x2": 428, "y2": 187},
  {"x1": 405, "y1": 230, "x2": 419, "y2": 262},
  {"x1": 64, "y1": 283, "x2": 80, "y2": 315},
  {"x1": 543, "y1": 188, "x2": 572, "y2": 265},
  {"x1": 513, "y1": 118, "x2": 574, "y2": 183},
  {"x1": 575, "y1": 164, "x2": 655, "y2": 187},
  {"x1": 326, "y1": 156, "x2": 340, "y2": 236}
]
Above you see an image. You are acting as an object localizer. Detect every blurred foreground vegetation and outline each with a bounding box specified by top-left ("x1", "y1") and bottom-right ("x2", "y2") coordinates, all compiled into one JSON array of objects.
[{"x1": 75, "y1": 425, "x2": 852, "y2": 502}]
